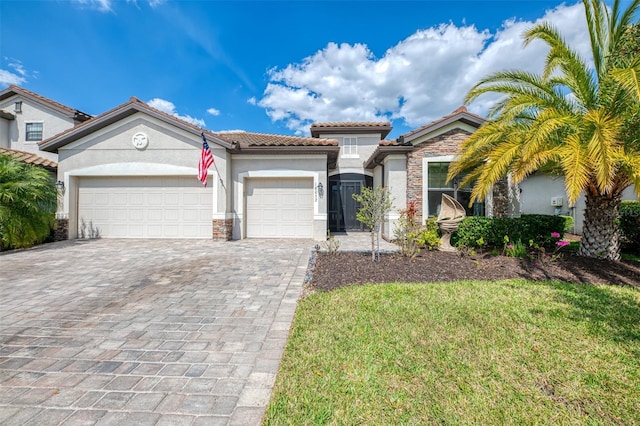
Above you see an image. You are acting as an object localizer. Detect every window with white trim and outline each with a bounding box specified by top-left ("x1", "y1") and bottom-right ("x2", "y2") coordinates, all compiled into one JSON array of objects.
[
  {"x1": 342, "y1": 136, "x2": 358, "y2": 157},
  {"x1": 427, "y1": 162, "x2": 482, "y2": 217},
  {"x1": 25, "y1": 122, "x2": 43, "y2": 142}
]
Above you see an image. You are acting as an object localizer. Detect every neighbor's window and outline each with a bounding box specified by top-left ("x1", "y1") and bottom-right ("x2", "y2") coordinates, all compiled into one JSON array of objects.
[
  {"x1": 427, "y1": 162, "x2": 481, "y2": 217},
  {"x1": 25, "y1": 122, "x2": 43, "y2": 142},
  {"x1": 342, "y1": 136, "x2": 358, "y2": 156}
]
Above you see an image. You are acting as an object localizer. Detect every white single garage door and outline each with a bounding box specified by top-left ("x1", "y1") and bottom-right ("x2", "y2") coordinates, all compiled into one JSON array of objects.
[
  {"x1": 78, "y1": 176, "x2": 212, "y2": 238},
  {"x1": 245, "y1": 178, "x2": 313, "y2": 238}
]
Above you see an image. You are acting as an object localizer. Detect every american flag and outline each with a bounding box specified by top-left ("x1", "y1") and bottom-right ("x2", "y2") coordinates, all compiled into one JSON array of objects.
[{"x1": 198, "y1": 132, "x2": 214, "y2": 187}]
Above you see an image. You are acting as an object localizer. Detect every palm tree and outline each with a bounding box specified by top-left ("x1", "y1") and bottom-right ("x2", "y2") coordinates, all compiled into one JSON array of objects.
[
  {"x1": 0, "y1": 153, "x2": 57, "y2": 249},
  {"x1": 448, "y1": 0, "x2": 640, "y2": 260}
]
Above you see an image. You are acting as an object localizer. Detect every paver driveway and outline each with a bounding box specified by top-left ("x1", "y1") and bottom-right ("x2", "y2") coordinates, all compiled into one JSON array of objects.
[{"x1": 0, "y1": 239, "x2": 312, "y2": 425}]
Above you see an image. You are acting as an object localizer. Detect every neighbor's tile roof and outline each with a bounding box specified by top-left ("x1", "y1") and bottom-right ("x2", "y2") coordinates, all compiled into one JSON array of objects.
[
  {"x1": 214, "y1": 131, "x2": 338, "y2": 147},
  {"x1": 0, "y1": 147, "x2": 57, "y2": 170},
  {"x1": 0, "y1": 85, "x2": 91, "y2": 120},
  {"x1": 400, "y1": 106, "x2": 485, "y2": 140}
]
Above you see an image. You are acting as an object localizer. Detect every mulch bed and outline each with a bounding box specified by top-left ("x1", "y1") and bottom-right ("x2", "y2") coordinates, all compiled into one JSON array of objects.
[{"x1": 310, "y1": 251, "x2": 640, "y2": 291}]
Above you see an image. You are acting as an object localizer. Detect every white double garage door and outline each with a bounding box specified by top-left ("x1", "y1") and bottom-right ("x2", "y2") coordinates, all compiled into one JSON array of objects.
[{"x1": 77, "y1": 176, "x2": 313, "y2": 239}]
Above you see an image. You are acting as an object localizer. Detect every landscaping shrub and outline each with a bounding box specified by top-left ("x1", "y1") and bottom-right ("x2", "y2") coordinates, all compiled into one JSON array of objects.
[
  {"x1": 452, "y1": 214, "x2": 566, "y2": 250},
  {"x1": 619, "y1": 200, "x2": 640, "y2": 253},
  {"x1": 417, "y1": 218, "x2": 441, "y2": 251},
  {"x1": 559, "y1": 215, "x2": 574, "y2": 233},
  {"x1": 451, "y1": 216, "x2": 493, "y2": 248}
]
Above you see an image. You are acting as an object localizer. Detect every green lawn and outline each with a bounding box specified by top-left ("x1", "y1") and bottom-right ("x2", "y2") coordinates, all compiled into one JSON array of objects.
[{"x1": 264, "y1": 280, "x2": 640, "y2": 425}]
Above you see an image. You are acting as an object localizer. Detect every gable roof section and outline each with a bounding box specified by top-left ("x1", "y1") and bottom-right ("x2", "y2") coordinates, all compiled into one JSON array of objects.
[
  {"x1": 310, "y1": 121, "x2": 392, "y2": 139},
  {"x1": 0, "y1": 147, "x2": 57, "y2": 171},
  {"x1": 398, "y1": 106, "x2": 485, "y2": 144},
  {"x1": 39, "y1": 97, "x2": 234, "y2": 153},
  {"x1": 364, "y1": 140, "x2": 413, "y2": 169},
  {"x1": 0, "y1": 85, "x2": 91, "y2": 122}
]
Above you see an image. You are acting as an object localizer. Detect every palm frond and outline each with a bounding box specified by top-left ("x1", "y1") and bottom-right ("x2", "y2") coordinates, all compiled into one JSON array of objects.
[
  {"x1": 584, "y1": 109, "x2": 624, "y2": 192},
  {"x1": 557, "y1": 134, "x2": 592, "y2": 204},
  {"x1": 610, "y1": 57, "x2": 640, "y2": 101}
]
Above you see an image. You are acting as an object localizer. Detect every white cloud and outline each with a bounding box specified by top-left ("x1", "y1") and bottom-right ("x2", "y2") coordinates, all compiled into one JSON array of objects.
[
  {"x1": 206, "y1": 107, "x2": 221, "y2": 116},
  {"x1": 215, "y1": 129, "x2": 246, "y2": 134},
  {"x1": 147, "y1": 98, "x2": 206, "y2": 128},
  {"x1": 72, "y1": 0, "x2": 112, "y2": 12},
  {"x1": 0, "y1": 58, "x2": 29, "y2": 87},
  {"x1": 73, "y1": 0, "x2": 165, "y2": 12},
  {"x1": 257, "y1": 2, "x2": 590, "y2": 135},
  {"x1": 0, "y1": 70, "x2": 26, "y2": 87}
]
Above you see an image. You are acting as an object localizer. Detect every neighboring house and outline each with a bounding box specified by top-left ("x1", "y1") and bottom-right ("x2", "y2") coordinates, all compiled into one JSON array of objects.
[
  {"x1": 4, "y1": 85, "x2": 632, "y2": 241},
  {"x1": 0, "y1": 85, "x2": 91, "y2": 163}
]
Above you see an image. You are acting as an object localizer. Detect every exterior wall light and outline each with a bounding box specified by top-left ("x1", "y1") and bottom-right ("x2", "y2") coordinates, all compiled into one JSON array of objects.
[
  {"x1": 55, "y1": 180, "x2": 65, "y2": 194},
  {"x1": 316, "y1": 182, "x2": 324, "y2": 200}
]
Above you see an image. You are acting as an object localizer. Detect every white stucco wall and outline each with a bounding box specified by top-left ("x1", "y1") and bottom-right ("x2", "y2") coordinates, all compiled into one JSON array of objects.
[
  {"x1": 0, "y1": 94, "x2": 75, "y2": 161},
  {"x1": 231, "y1": 155, "x2": 328, "y2": 240},
  {"x1": 56, "y1": 113, "x2": 227, "y2": 237}
]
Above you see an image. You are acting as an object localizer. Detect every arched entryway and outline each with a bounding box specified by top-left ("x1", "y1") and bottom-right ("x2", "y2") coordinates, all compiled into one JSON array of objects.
[{"x1": 328, "y1": 173, "x2": 373, "y2": 232}]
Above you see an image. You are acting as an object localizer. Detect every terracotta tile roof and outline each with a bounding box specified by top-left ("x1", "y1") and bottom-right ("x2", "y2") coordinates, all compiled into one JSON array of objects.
[
  {"x1": 379, "y1": 139, "x2": 406, "y2": 146},
  {"x1": 0, "y1": 147, "x2": 57, "y2": 171},
  {"x1": 0, "y1": 85, "x2": 91, "y2": 121},
  {"x1": 400, "y1": 106, "x2": 485, "y2": 142},
  {"x1": 310, "y1": 121, "x2": 391, "y2": 129},
  {"x1": 310, "y1": 121, "x2": 392, "y2": 139},
  {"x1": 214, "y1": 131, "x2": 338, "y2": 147}
]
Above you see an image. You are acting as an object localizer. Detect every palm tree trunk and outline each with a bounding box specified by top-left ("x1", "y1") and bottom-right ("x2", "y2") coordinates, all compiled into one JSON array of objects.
[{"x1": 578, "y1": 193, "x2": 621, "y2": 260}]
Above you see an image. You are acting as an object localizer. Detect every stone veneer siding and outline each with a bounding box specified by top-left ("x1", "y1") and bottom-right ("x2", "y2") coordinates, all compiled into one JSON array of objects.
[
  {"x1": 406, "y1": 129, "x2": 473, "y2": 223},
  {"x1": 54, "y1": 218, "x2": 69, "y2": 241},
  {"x1": 491, "y1": 176, "x2": 511, "y2": 218},
  {"x1": 212, "y1": 219, "x2": 233, "y2": 241}
]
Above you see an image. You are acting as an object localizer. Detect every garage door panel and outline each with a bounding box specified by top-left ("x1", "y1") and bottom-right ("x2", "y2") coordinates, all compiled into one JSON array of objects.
[
  {"x1": 78, "y1": 176, "x2": 212, "y2": 239},
  {"x1": 245, "y1": 178, "x2": 313, "y2": 239}
]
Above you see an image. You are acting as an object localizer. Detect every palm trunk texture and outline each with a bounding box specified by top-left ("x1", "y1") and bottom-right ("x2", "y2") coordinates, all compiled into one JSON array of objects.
[{"x1": 578, "y1": 193, "x2": 621, "y2": 260}]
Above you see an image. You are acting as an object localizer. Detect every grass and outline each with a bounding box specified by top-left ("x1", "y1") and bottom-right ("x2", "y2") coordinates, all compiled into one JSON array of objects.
[{"x1": 264, "y1": 280, "x2": 640, "y2": 425}]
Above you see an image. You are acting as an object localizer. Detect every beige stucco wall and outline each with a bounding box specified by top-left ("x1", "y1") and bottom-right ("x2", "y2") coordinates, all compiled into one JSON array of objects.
[
  {"x1": 0, "y1": 117, "x2": 9, "y2": 148},
  {"x1": 0, "y1": 94, "x2": 74, "y2": 161},
  {"x1": 231, "y1": 155, "x2": 328, "y2": 240},
  {"x1": 519, "y1": 175, "x2": 638, "y2": 234},
  {"x1": 56, "y1": 113, "x2": 228, "y2": 238},
  {"x1": 318, "y1": 133, "x2": 382, "y2": 176},
  {"x1": 382, "y1": 155, "x2": 407, "y2": 240}
]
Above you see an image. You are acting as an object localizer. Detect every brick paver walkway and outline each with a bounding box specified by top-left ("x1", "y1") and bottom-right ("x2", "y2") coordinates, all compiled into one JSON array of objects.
[{"x1": 0, "y1": 239, "x2": 311, "y2": 425}]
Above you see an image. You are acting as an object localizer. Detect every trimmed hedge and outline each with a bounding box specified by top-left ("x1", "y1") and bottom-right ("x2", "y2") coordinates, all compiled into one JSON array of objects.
[
  {"x1": 619, "y1": 201, "x2": 640, "y2": 253},
  {"x1": 452, "y1": 214, "x2": 567, "y2": 249}
]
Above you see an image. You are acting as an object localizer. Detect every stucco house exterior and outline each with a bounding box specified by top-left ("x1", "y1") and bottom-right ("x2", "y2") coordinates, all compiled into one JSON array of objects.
[
  {"x1": 0, "y1": 85, "x2": 91, "y2": 167},
  {"x1": 3, "y1": 85, "x2": 636, "y2": 241}
]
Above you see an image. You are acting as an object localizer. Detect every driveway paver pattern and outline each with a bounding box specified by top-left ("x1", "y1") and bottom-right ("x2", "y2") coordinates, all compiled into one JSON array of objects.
[{"x1": 0, "y1": 239, "x2": 312, "y2": 425}]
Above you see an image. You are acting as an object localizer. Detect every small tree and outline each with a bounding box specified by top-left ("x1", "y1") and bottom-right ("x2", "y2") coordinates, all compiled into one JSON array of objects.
[{"x1": 352, "y1": 185, "x2": 393, "y2": 261}]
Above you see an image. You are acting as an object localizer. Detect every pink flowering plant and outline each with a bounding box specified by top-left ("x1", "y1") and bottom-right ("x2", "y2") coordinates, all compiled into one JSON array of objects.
[{"x1": 503, "y1": 232, "x2": 570, "y2": 263}]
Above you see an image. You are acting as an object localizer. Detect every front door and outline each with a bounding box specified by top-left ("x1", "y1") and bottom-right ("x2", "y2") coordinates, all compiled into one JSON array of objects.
[{"x1": 329, "y1": 180, "x2": 364, "y2": 232}]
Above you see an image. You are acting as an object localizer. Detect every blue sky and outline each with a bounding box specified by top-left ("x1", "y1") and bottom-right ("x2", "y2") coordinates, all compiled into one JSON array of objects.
[{"x1": 0, "y1": 0, "x2": 621, "y2": 139}]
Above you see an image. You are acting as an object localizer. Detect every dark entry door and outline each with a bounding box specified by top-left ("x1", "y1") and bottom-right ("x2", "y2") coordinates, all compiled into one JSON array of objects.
[{"x1": 329, "y1": 180, "x2": 364, "y2": 231}]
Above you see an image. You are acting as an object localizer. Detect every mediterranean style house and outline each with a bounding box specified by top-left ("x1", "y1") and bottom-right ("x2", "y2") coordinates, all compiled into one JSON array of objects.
[{"x1": 1, "y1": 85, "x2": 635, "y2": 241}]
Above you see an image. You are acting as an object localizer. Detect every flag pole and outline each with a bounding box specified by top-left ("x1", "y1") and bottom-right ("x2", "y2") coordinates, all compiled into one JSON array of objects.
[{"x1": 202, "y1": 133, "x2": 227, "y2": 194}]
